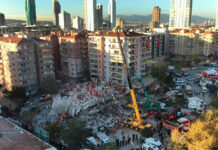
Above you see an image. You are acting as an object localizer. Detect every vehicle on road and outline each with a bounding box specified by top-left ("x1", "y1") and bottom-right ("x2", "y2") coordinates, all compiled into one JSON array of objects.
[{"x1": 201, "y1": 87, "x2": 208, "y2": 93}]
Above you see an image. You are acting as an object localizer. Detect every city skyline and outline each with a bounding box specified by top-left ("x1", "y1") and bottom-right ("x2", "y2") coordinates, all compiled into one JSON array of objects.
[{"x1": 0, "y1": 0, "x2": 217, "y2": 21}]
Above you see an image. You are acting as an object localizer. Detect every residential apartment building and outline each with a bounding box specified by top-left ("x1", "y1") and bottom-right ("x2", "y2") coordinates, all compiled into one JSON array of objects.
[
  {"x1": 0, "y1": 34, "x2": 54, "y2": 95},
  {"x1": 59, "y1": 11, "x2": 71, "y2": 29},
  {"x1": 0, "y1": 35, "x2": 38, "y2": 95},
  {"x1": 40, "y1": 32, "x2": 62, "y2": 76},
  {"x1": 169, "y1": 0, "x2": 192, "y2": 29},
  {"x1": 32, "y1": 38, "x2": 55, "y2": 87},
  {"x1": 88, "y1": 31, "x2": 152, "y2": 86},
  {"x1": 169, "y1": 29, "x2": 218, "y2": 56},
  {"x1": 59, "y1": 31, "x2": 89, "y2": 79},
  {"x1": 116, "y1": 18, "x2": 124, "y2": 29}
]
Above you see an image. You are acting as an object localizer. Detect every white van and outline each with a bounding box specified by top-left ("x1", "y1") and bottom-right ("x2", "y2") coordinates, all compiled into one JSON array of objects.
[
  {"x1": 96, "y1": 132, "x2": 111, "y2": 144},
  {"x1": 176, "y1": 80, "x2": 186, "y2": 86},
  {"x1": 201, "y1": 87, "x2": 208, "y2": 93}
]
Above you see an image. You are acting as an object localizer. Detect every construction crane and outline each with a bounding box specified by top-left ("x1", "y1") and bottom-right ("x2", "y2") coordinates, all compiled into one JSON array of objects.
[{"x1": 115, "y1": 27, "x2": 152, "y2": 131}]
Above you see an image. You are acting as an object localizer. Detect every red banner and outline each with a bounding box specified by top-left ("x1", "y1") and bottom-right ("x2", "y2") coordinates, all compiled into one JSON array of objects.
[
  {"x1": 146, "y1": 40, "x2": 150, "y2": 49},
  {"x1": 157, "y1": 36, "x2": 160, "y2": 49}
]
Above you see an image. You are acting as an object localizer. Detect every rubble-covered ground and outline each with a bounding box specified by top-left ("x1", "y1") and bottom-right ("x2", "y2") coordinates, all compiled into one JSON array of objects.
[{"x1": 32, "y1": 81, "x2": 133, "y2": 130}]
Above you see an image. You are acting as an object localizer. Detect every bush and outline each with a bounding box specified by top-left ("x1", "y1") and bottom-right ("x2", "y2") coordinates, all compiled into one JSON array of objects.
[{"x1": 141, "y1": 127, "x2": 153, "y2": 138}]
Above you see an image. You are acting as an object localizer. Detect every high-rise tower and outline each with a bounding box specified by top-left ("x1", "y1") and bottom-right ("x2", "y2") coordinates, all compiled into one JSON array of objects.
[
  {"x1": 97, "y1": 4, "x2": 103, "y2": 29},
  {"x1": 0, "y1": 13, "x2": 5, "y2": 26},
  {"x1": 25, "y1": 0, "x2": 37, "y2": 25},
  {"x1": 84, "y1": 0, "x2": 87, "y2": 29},
  {"x1": 108, "y1": 0, "x2": 116, "y2": 29},
  {"x1": 150, "y1": 6, "x2": 161, "y2": 29},
  {"x1": 52, "y1": 0, "x2": 61, "y2": 26},
  {"x1": 169, "y1": 0, "x2": 192, "y2": 28},
  {"x1": 85, "y1": 0, "x2": 96, "y2": 31},
  {"x1": 216, "y1": 6, "x2": 218, "y2": 28}
]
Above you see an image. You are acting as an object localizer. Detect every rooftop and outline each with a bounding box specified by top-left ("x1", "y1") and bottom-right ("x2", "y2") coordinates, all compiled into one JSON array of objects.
[
  {"x1": 0, "y1": 35, "x2": 31, "y2": 44},
  {"x1": 94, "y1": 31, "x2": 145, "y2": 37},
  {"x1": 0, "y1": 117, "x2": 56, "y2": 150}
]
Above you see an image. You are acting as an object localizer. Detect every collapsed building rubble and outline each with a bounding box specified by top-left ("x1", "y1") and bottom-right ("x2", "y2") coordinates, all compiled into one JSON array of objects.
[{"x1": 33, "y1": 81, "x2": 131, "y2": 129}]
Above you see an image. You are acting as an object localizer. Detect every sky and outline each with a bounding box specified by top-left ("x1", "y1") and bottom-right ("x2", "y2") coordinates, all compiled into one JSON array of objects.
[{"x1": 0, "y1": 0, "x2": 217, "y2": 21}]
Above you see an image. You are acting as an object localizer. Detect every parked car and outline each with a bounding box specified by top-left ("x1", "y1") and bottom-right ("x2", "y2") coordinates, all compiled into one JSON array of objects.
[{"x1": 201, "y1": 87, "x2": 208, "y2": 93}]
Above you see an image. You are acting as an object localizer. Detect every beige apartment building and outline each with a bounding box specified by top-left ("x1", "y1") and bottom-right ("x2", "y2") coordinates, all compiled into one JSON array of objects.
[
  {"x1": 58, "y1": 31, "x2": 89, "y2": 79},
  {"x1": 0, "y1": 34, "x2": 54, "y2": 95},
  {"x1": 169, "y1": 29, "x2": 218, "y2": 56},
  {"x1": 0, "y1": 35, "x2": 38, "y2": 95},
  {"x1": 116, "y1": 18, "x2": 124, "y2": 29},
  {"x1": 32, "y1": 38, "x2": 55, "y2": 87},
  {"x1": 88, "y1": 31, "x2": 152, "y2": 86}
]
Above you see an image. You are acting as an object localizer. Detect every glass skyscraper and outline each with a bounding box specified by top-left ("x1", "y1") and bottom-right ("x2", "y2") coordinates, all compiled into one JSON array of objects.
[
  {"x1": 52, "y1": 0, "x2": 61, "y2": 26},
  {"x1": 25, "y1": 0, "x2": 37, "y2": 25}
]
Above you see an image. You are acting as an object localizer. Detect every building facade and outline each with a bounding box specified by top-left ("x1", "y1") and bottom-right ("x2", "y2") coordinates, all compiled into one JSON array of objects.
[
  {"x1": 72, "y1": 16, "x2": 84, "y2": 30},
  {"x1": 59, "y1": 31, "x2": 89, "y2": 79},
  {"x1": 169, "y1": 29, "x2": 218, "y2": 56},
  {"x1": 150, "y1": 7, "x2": 161, "y2": 29},
  {"x1": 0, "y1": 35, "x2": 38, "y2": 95},
  {"x1": 169, "y1": 0, "x2": 192, "y2": 28},
  {"x1": 108, "y1": 0, "x2": 116, "y2": 29},
  {"x1": 59, "y1": 11, "x2": 71, "y2": 29},
  {"x1": 52, "y1": 0, "x2": 61, "y2": 26},
  {"x1": 25, "y1": 0, "x2": 37, "y2": 25},
  {"x1": 0, "y1": 34, "x2": 55, "y2": 95},
  {"x1": 32, "y1": 38, "x2": 55, "y2": 87},
  {"x1": 88, "y1": 31, "x2": 153, "y2": 86},
  {"x1": 85, "y1": 0, "x2": 96, "y2": 31},
  {"x1": 97, "y1": 4, "x2": 103, "y2": 29},
  {"x1": 116, "y1": 18, "x2": 124, "y2": 28},
  {"x1": 41, "y1": 33, "x2": 62, "y2": 77},
  {"x1": 0, "y1": 13, "x2": 5, "y2": 26}
]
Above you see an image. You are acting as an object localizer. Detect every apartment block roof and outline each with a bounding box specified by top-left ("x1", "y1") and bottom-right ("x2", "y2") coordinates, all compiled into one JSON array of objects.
[
  {"x1": 94, "y1": 31, "x2": 145, "y2": 37},
  {"x1": 0, "y1": 35, "x2": 31, "y2": 44},
  {"x1": 0, "y1": 117, "x2": 56, "y2": 150}
]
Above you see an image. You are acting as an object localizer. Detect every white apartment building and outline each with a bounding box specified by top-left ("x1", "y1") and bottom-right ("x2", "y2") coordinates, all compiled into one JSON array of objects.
[
  {"x1": 108, "y1": 0, "x2": 116, "y2": 29},
  {"x1": 85, "y1": 0, "x2": 96, "y2": 31},
  {"x1": 59, "y1": 11, "x2": 71, "y2": 29},
  {"x1": 169, "y1": 0, "x2": 192, "y2": 29},
  {"x1": 72, "y1": 16, "x2": 84, "y2": 30},
  {"x1": 88, "y1": 31, "x2": 152, "y2": 86}
]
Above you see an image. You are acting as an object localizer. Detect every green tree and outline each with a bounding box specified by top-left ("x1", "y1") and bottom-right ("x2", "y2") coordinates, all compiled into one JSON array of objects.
[
  {"x1": 61, "y1": 119, "x2": 91, "y2": 150},
  {"x1": 151, "y1": 63, "x2": 168, "y2": 85},
  {"x1": 210, "y1": 96, "x2": 218, "y2": 109},
  {"x1": 140, "y1": 127, "x2": 153, "y2": 138},
  {"x1": 98, "y1": 143, "x2": 118, "y2": 150},
  {"x1": 44, "y1": 123, "x2": 61, "y2": 144},
  {"x1": 193, "y1": 54, "x2": 201, "y2": 64},
  {"x1": 165, "y1": 72, "x2": 174, "y2": 88},
  {"x1": 171, "y1": 110, "x2": 218, "y2": 150},
  {"x1": 3, "y1": 86, "x2": 26, "y2": 101}
]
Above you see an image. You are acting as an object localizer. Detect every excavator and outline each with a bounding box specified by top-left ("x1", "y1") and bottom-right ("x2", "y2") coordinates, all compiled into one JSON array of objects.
[{"x1": 115, "y1": 27, "x2": 152, "y2": 131}]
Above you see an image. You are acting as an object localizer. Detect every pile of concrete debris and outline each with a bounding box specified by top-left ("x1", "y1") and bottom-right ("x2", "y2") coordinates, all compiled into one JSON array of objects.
[{"x1": 34, "y1": 81, "x2": 130, "y2": 128}]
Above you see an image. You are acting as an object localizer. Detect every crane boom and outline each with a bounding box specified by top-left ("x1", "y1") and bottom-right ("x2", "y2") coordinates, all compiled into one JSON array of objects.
[{"x1": 115, "y1": 27, "x2": 142, "y2": 123}]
